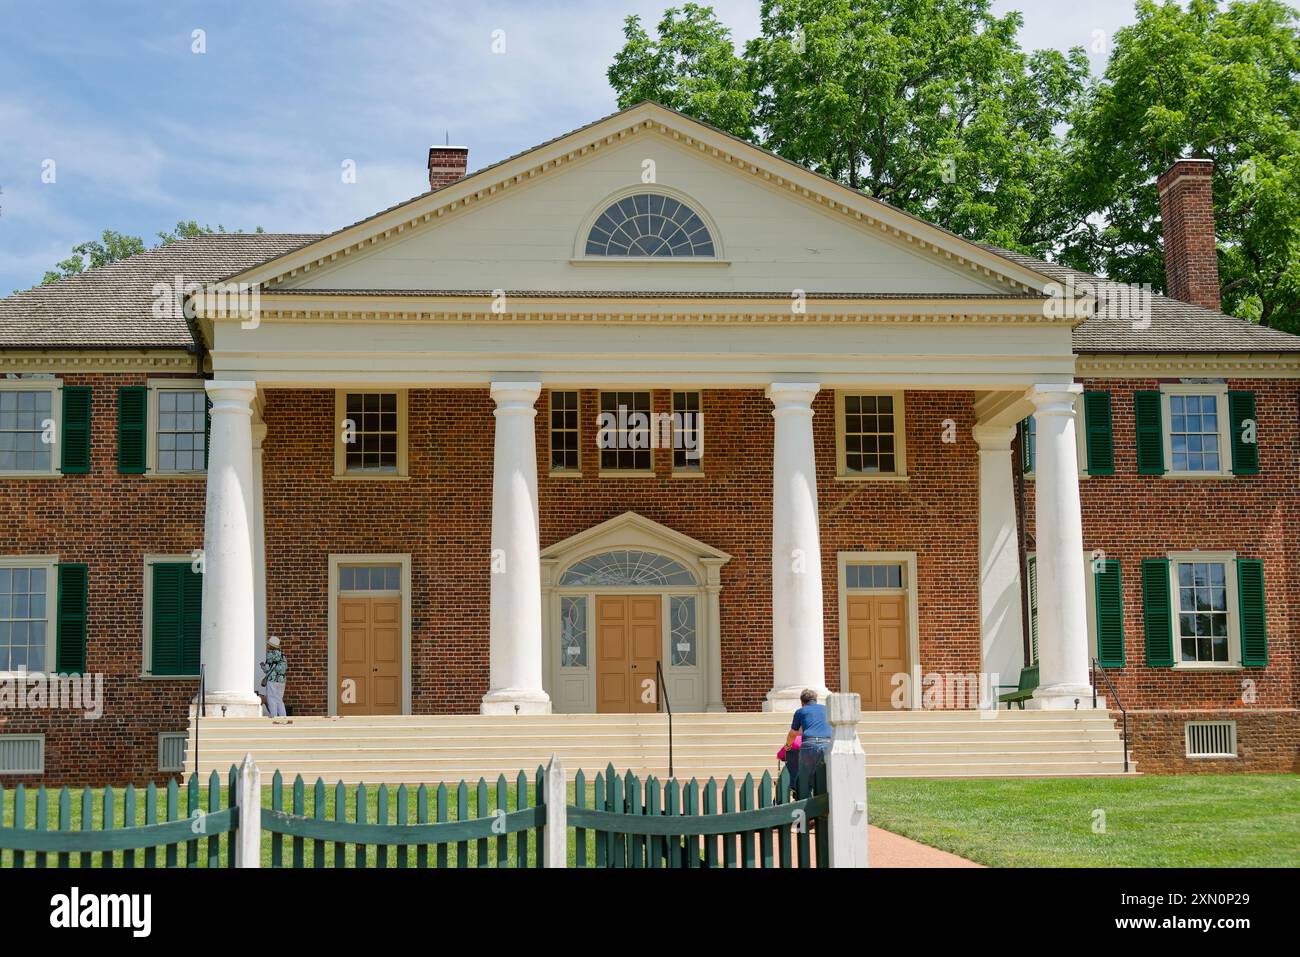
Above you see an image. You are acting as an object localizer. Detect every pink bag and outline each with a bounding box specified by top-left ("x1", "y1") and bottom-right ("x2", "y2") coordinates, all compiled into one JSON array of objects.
[{"x1": 777, "y1": 733, "x2": 803, "y2": 761}]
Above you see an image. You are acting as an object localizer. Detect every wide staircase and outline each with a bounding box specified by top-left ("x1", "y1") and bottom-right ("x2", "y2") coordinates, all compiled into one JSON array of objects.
[{"x1": 184, "y1": 709, "x2": 1135, "y2": 782}]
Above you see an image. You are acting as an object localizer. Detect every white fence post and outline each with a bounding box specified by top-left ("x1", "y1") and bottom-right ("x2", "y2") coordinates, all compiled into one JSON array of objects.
[
  {"x1": 826, "y1": 692, "x2": 869, "y2": 868},
  {"x1": 544, "y1": 753, "x2": 567, "y2": 868},
  {"x1": 235, "y1": 751, "x2": 262, "y2": 868}
]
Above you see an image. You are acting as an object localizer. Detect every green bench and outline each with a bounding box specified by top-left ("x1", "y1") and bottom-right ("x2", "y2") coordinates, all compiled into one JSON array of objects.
[{"x1": 997, "y1": 665, "x2": 1039, "y2": 710}]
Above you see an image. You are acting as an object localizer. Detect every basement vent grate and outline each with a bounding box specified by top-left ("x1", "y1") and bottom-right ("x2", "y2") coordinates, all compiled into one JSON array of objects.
[
  {"x1": 158, "y1": 732, "x2": 189, "y2": 773},
  {"x1": 1185, "y1": 720, "x2": 1237, "y2": 759},
  {"x1": 0, "y1": 734, "x2": 45, "y2": 774}
]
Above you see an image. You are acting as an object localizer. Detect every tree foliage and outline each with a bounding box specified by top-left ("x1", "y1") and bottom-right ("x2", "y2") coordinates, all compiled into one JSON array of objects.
[{"x1": 41, "y1": 221, "x2": 265, "y2": 285}]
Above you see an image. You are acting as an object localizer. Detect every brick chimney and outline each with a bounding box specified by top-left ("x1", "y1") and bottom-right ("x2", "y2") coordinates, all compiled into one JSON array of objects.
[
  {"x1": 1157, "y1": 158, "x2": 1221, "y2": 311},
  {"x1": 427, "y1": 146, "x2": 469, "y2": 191}
]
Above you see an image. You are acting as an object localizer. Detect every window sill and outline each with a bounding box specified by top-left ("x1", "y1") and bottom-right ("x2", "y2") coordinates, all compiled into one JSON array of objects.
[
  {"x1": 0, "y1": 471, "x2": 63, "y2": 480},
  {"x1": 671, "y1": 469, "x2": 706, "y2": 479},
  {"x1": 333, "y1": 473, "x2": 411, "y2": 482},
  {"x1": 597, "y1": 470, "x2": 657, "y2": 479},
  {"x1": 139, "y1": 673, "x2": 201, "y2": 681},
  {"x1": 834, "y1": 473, "x2": 909, "y2": 482},
  {"x1": 145, "y1": 471, "x2": 206, "y2": 481},
  {"x1": 548, "y1": 470, "x2": 584, "y2": 479},
  {"x1": 568, "y1": 258, "x2": 731, "y2": 267},
  {"x1": 1171, "y1": 663, "x2": 1242, "y2": 671},
  {"x1": 1161, "y1": 472, "x2": 1233, "y2": 480}
]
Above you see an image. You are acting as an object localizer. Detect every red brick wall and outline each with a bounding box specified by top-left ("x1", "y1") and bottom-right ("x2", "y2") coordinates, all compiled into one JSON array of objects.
[
  {"x1": 1122, "y1": 710, "x2": 1300, "y2": 774},
  {"x1": 1023, "y1": 377, "x2": 1300, "y2": 711},
  {"x1": 0, "y1": 372, "x2": 206, "y2": 786},
  {"x1": 1157, "y1": 159, "x2": 1221, "y2": 311}
]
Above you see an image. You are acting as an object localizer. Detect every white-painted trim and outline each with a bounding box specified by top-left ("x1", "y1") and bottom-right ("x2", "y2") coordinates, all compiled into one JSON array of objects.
[
  {"x1": 671, "y1": 389, "x2": 705, "y2": 474},
  {"x1": 0, "y1": 733, "x2": 45, "y2": 774},
  {"x1": 332, "y1": 389, "x2": 409, "y2": 479},
  {"x1": 0, "y1": 555, "x2": 58, "y2": 679},
  {"x1": 326, "y1": 553, "x2": 413, "y2": 715},
  {"x1": 835, "y1": 551, "x2": 920, "y2": 710},
  {"x1": 547, "y1": 388, "x2": 582, "y2": 477},
  {"x1": 141, "y1": 553, "x2": 202, "y2": 679},
  {"x1": 1076, "y1": 353, "x2": 1300, "y2": 378},
  {"x1": 1167, "y1": 549, "x2": 1241, "y2": 669},
  {"x1": 0, "y1": 378, "x2": 61, "y2": 478},
  {"x1": 834, "y1": 390, "x2": 908, "y2": 479},
  {"x1": 1160, "y1": 383, "x2": 1232, "y2": 479},
  {"x1": 0, "y1": 353, "x2": 197, "y2": 373}
]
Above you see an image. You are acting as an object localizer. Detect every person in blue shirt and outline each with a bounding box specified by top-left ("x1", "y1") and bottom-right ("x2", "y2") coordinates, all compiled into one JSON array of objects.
[{"x1": 786, "y1": 689, "x2": 832, "y2": 789}]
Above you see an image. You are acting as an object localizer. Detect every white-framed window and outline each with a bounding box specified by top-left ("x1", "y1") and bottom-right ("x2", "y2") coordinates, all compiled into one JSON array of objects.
[
  {"x1": 1169, "y1": 550, "x2": 1240, "y2": 668},
  {"x1": 598, "y1": 391, "x2": 654, "y2": 474},
  {"x1": 835, "y1": 391, "x2": 907, "y2": 479},
  {"x1": 0, "y1": 379, "x2": 60, "y2": 477},
  {"x1": 148, "y1": 380, "x2": 207, "y2": 475},
  {"x1": 1161, "y1": 383, "x2": 1230, "y2": 477},
  {"x1": 672, "y1": 391, "x2": 703, "y2": 474},
  {"x1": 333, "y1": 391, "x2": 408, "y2": 479},
  {"x1": 549, "y1": 390, "x2": 581, "y2": 475},
  {"x1": 0, "y1": 556, "x2": 58, "y2": 676}
]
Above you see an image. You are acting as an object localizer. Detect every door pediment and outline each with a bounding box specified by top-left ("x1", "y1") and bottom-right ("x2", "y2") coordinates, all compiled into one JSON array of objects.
[{"x1": 541, "y1": 511, "x2": 731, "y2": 586}]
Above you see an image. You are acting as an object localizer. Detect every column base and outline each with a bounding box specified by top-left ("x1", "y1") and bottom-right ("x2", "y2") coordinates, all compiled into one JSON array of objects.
[
  {"x1": 762, "y1": 685, "x2": 833, "y2": 714},
  {"x1": 195, "y1": 691, "x2": 264, "y2": 718},
  {"x1": 480, "y1": 688, "x2": 552, "y2": 715},
  {"x1": 1025, "y1": 683, "x2": 1097, "y2": 710}
]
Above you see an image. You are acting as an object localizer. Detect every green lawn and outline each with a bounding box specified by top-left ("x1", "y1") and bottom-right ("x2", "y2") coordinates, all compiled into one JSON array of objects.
[{"x1": 867, "y1": 775, "x2": 1300, "y2": 867}]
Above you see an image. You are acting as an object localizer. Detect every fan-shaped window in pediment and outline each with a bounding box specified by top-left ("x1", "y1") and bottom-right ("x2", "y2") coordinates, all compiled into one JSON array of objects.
[
  {"x1": 559, "y1": 549, "x2": 697, "y2": 586},
  {"x1": 585, "y1": 193, "x2": 715, "y2": 257}
]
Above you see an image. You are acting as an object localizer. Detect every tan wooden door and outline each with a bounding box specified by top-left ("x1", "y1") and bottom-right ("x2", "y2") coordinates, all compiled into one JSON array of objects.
[
  {"x1": 595, "y1": 595, "x2": 662, "y2": 713},
  {"x1": 846, "y1": 594, "x2": 908, "y2": 711},
  {"x1": 338, "y1": 596, "x2": 402, "y2": 715}
]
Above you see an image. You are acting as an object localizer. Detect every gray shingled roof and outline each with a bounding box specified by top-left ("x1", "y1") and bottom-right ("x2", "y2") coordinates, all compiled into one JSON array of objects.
[
  {"x1": 983, "y1": 245, "x2": 1300, "y2": 354},
  {"x1": 3, "y1": 227, "x2": 1298, "y2": 357},
  {"x1": 0, "y1": 233, "x2": 319, "y2": 349}
]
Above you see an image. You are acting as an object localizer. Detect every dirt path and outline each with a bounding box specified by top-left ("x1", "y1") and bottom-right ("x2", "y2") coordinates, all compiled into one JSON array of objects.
[{"x1": 868, "y1": 826, "x2": 983, "y2": 867}]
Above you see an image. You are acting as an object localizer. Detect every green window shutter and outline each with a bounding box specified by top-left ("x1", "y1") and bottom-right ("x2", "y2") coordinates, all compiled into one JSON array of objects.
[
  {"x1": 1018, "y1": 418, "x2": 1034, "y2": 474},
  {"x1": 1236, "y1": 558, "x2": 1267, "y2": 666},
  {"x1": 1228, "y1": 391, "x2": 1259, "y2": 475},
  {"x1": 55, "y1": 563, "x2": 89, "y2": 675},
  {"x1": 1141, "y1": 558, "x2": 1174, "y2": 666},
  {"x1": 1093, "y1": 559, "x2": 1124, "y2": 667},
  {"x1": 1027, "y1": 555, "x2": 1039, "y2": 664},
  {"x1": 1082, "y1": 391, "x2": 1114, "y2": 475},
  {"x1": 151, "y1": 562, "x2": 202, "y2": 676},
  {"x1": 117, "y1": 386, "x2": 148, "y2": 474},
  {"x1": 203, "y1": 394, "x2": 212, "y2": 470},
  {"x1": 60, "y1": 387, "x2": 92, "y2": 474},
  {"x1": 1133, "y1": 391, "x2": 1165, "y2": 475}
]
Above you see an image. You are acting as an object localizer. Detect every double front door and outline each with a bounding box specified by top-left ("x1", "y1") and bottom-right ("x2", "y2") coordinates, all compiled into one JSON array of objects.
[
  {"x1": 845, "y1": 594, "x2": 908, "y2": 711},
  {"x1": 338, "y1": 595, "x2": 402, "y2": 715},
  {"x1": 595, "y1": 595, "x2": 661, "y2": 713}
]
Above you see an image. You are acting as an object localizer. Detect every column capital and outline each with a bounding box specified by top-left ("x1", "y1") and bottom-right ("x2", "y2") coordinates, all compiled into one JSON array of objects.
[
  {"x1": 765, "y1": 382, "x2": 820, "y2": 413},
  {"x1": 206, "y1": 380, "x2": 257, "y2": 415},
  {"x1": 971, "y1": 423, "x2": 1017, "y2": 451},
  {"x1": 1027, "y1": 383, "x2": 1082, "y2": 416},
  {"x1": 490, "y1": 381, "x2": 542, "y2": 408}
]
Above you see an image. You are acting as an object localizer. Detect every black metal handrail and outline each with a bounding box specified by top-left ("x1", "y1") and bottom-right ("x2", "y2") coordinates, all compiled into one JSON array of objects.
[
  {"x1": 655, "y1": 659, "x2": 673, "y2": 779},
  {"x1": 1091, "y1": 657, "x2": 1129, "y2": 773},
  {"x1": 193, "y1": 663, "x2": 206, "y2": 777}
]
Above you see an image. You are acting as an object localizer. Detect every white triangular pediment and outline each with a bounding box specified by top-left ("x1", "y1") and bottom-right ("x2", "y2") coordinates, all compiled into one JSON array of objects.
[
  {"x1": 541, "y1": 511, "x2": 732, "y2": 574},
  {"x1": 223, "y1": 103, "x2": 1054, "y2": 299}
]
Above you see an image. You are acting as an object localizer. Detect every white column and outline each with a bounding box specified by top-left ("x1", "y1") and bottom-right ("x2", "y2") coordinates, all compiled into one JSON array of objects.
[
  {"x1": 482, "y1": 381, "x2": 551, "y2": 715},
  {"x1": 250, "y1": 417, "x2": 268, "y2": 689},
  {"x1": 764, "y1": 382, "x2": 830, "y2": 712},
  {"x1": 201, "y1": 380, "x2": 262, "y2": 716},
  {"x1": 973, "y1": 424, "x2": 1025, "y2": 699},
  {"x1": 702, "y1": 557, "x2": 726, "y2": 713},
  {"x1": 1026, "y1": 384, "x2": 1092, "y2": 709}
]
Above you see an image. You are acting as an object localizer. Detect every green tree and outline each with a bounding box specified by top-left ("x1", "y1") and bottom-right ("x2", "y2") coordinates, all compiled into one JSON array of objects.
[
  {"x1": 41, "y1": 221, "x2": 265, "y2": 285},
  {"x1": 607, "y1": 0, "x2": 1088, "y2": 255},
  {"x1": 608, "y1": 3, "x2": 756, "y2": 137},
  {"x1": 1062, "y1": 0, "x2": 1300, "y2": 331}
]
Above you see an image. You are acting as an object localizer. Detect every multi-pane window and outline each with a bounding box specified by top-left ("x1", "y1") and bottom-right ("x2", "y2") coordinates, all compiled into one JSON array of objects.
[
  {"x1": 0, "y1": 389, "x2": 54, "y2": 473},
  {"x1": 550, "y1": 391, "x2": 580, "y2": 473},
  {"x1": 841, "y1": 394, "x2": 898, "y2": 475},
  {"x1": 560, "y1": 596, "x2": 588, "y2": 668},
  {"x1": 598, "y1": 391, "x2": 652, "y2": 472},
  {"x1": 156, "y1": 389, "x2": 206, "y2": 472},
  {"x1": 585, "y1": 193, "x2": 715, "y2": 257},
  {"x1": 672, "y1": 391, "x2": 703, "y2": 471},
  {"x1": 669, "y1": 595, "x2": 697, "y2": 667},
  {"x1": 1176, "y1": 561, "x2": 1230, "y2": 664},
  {"x1": 0, "y1": 566, "x2": 48, "y2": 673},
  {"x1": 1169, "y1": 394, "x2": 1221, "y2": 473},
  {"x1": 339, "y1": 565, "x2": 400, "y2": 591},
  {"x1": 845, "y1": 564, "x2": 903, "y2": 589},
  {"x1": 344, "y1": 393, "x2": 399, "y2": 473}
]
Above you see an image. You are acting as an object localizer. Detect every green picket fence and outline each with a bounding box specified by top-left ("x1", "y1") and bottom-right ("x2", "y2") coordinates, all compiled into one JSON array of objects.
[
  {"x1": 0, "y1": 772, "x2": 238, "y2": 868},
  {"x1": 570, "y1": 764, "x2": 828, "y2": 868},
  {"x1": 262, "y1": 768, "x2": 547, "y2": 868}
]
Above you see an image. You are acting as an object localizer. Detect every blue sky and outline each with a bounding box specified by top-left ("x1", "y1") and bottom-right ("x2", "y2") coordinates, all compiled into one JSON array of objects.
[{"x1": 0, "y1": 0, "x2": 1141, "y2": 295}]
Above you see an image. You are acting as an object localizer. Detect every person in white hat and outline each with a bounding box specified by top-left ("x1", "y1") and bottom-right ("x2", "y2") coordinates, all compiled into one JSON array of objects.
[{"x1": 259, "y1": 636, "x2": 288, "y2": 718}]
